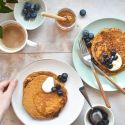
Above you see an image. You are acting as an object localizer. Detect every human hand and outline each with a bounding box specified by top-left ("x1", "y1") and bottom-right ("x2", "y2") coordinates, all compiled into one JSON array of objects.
[{"x1": 0, "y1": 80, "x2": 17, "y2": 122}]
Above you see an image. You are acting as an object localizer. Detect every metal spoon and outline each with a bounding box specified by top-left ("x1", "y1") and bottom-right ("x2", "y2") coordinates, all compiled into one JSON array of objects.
[{"x1": 79, "y1": 80, "x2": 93, "y2": 109}]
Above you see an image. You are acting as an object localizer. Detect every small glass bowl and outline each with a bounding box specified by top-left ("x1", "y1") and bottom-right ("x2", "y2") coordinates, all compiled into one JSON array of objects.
[{"x1": 56, "y1": 8, "x2": 76, "y2": 31}]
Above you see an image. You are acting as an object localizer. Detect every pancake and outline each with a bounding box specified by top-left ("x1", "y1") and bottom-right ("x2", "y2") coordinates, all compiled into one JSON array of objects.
[
  {"x1": 91, "y1": 28, "x2": 125, "y2": 75},
  {"x1": 23, "y1": 71, "x2": 67, "y2": 119}
]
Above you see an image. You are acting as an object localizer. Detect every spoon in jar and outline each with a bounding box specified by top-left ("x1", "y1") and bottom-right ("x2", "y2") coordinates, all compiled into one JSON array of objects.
[
  {"x1": 79, "y1": 81, "x2": 107, "y2": 124},
  {"x1": 41, "y1": 12, "x2": 72, "y2": 21}
]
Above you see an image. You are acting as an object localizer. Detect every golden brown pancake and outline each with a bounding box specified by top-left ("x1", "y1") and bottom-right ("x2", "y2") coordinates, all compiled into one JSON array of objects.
[
  {"x1": 91, "y1": 28, "x2": 125, "y2": 75},
  {"x1": 23, "y1": 71, "x2": 67, "y2": 119}
]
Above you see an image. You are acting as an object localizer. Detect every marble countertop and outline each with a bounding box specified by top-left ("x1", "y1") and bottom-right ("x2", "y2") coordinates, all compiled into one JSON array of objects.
[{"x1": 0, "y1": 0, "x2": 125, "y2": 125}]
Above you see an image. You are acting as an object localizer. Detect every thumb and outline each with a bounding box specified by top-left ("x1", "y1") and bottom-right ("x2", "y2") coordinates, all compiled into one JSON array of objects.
[
  {"x1": 5, "y1": 80, "x2": 18, "y2": 98},
  {"x1": 0, "y1": 80, "x2": 10, "y2": 92}
]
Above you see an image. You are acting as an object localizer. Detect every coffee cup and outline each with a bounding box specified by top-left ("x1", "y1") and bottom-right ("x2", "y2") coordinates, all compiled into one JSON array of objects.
[{"x1": 0, "y1": 20, "x2": 37, "y2": 53}]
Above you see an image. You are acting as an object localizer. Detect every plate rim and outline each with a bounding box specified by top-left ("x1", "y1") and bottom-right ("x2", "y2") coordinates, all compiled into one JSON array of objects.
[
  {"x1": 72, "y1": 17, "x2": 125, "y2": 92},
  {"x1": 12, "y1": 59, "x2": 84, "y2": 125}
]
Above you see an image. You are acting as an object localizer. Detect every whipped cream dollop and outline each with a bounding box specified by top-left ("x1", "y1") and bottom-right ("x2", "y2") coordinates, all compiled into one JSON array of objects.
[
  {"x1": 42, "y1": 77, "x2": 54, "y2": 93},
  {"x1": 109, "y1": 53, "x2": 122, "y2": 71}
]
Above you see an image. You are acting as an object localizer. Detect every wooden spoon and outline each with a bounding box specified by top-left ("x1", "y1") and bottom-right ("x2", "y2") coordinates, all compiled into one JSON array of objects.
[{"x1": 41, "y1": 12, "x2": 66, "y2": 21}]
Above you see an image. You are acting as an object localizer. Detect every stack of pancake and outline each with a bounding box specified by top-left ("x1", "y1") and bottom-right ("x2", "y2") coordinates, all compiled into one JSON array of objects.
[
  {"x1": 23, "y1": 71, "x2": 67, "y2": 119},
  {"x1": 91, "y1": 28, "x2": 125, "y2": 75}
]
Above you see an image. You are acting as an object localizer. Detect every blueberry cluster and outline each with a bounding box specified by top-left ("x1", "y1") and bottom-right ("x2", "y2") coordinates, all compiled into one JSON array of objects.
[
  {"x1": 100, "y1": 50, "x2": 118, "y2": 69},
  {"x1": 88, "y1": 107, "x2": 109, "y2": 125},
  {"x1": 57, "y1": 73, "x2": 68, "y2": 83},
  {"x1": 51, "y1": 73, "x2": 68, "y2": 96},
  {"x1": 79, "y1": 9, "x2": 86, "y2": 17},
  {"x1": 22, "y1": 2, "x2": 40, "y2": 20},
  {"x1": 82, "y1": 30, "x2": 94, "y2": 48},
  {"x1": 51, "y1": 85, "x2": 63, "y2": 96}
]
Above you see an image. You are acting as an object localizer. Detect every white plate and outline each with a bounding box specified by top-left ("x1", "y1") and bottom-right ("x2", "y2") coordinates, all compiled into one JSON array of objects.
[{"x1": 12, "y1": 59, "x2": 84, "y2": 125}]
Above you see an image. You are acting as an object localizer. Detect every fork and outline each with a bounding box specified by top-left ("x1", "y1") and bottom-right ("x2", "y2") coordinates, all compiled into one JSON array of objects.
[{"x1": 79, "y1": 40, "x2": 111, "y2": 108}]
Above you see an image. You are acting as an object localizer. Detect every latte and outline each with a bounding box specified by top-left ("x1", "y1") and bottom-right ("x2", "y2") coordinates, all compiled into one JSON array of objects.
[{"x1": 2, "y1": 24, "x2": 25, "y2": 48}]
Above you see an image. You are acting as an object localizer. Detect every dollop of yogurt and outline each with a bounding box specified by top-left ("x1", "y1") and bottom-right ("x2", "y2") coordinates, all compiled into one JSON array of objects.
[
  {"x1": 42, "y1": 77, "x2": 54, "y2": 93},
  {"x1": 109, "y1": 53, "x2": 122, "y2": 71}
]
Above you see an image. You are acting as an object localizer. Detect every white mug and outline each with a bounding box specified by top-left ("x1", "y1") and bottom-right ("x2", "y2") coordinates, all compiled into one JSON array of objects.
[{"x1": 0, "y1": 20, "x2": 37, "y2": 53}]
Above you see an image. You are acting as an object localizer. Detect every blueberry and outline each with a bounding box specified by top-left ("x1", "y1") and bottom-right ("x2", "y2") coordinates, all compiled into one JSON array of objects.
[
  {"x1": 22, "y1": 8, "x2": 28, "y2": 15},
  {"x1": 55, "y1": 85, "x2": 61, "y2": 90},
  {"x1": 82, "y1": 30, "x2": 89, "y2": 37},
  {"x1": 31, "y1": 4, "x2": 35, "y2": 9},
  {"x1": 84, "y1": 38, "x2": 91, "y2": 43},
  {"x1": 86, "y1": 42, "x2": 92, "y2": 48},
  {"x1": 97, "y1": 121, "x2": 104, "y2": 125},
  {"x1": 102, "y1": 119, "x2": 109, "y2": 125},
  {"x1": 107, "y1": 63, "x2": 113, "y2": 69},
  {"x1": 61, "y1": 78, "x2": 67, "y2": 83},
  {"x1": 101, "y1": 59, "x2": 106, "y2": 65},
  {"x1": 34, "y1": 4, "x2": 40, "y2": 11},
  {"x1": 89, "y1": 33, "x2": 94, "y2": 39},
  {"x1": 104, "y1": 57, "x2": 110, "y2": 62},
  {"x1": 62, "y1": 73, "x2": 68, "y2": 79},
  {"x1": 24, "y1": 13, "x2": 31, "y2": 20},
  {"x1": 58, "y1": 75, "x2": 64, "y2": 82},
  {"x1": 108, "y1": 57, "x2": 113, "y2": 64},
  {"x1": 58, "y1": 75, "x2": 67, "y2": 83},
  {"x1": 82, "y1": 35, "x2": 87, "y2": 40},
  {"x1": 30, "y1": 8, "x2": 35, "y2": 13},
  {"x1": 111, "y1": 49, "x2": 116, "y2": 56},
  {"x1": 110, "y1": 55, "x2": 114, "y2": 60},
  {"x1": 57, "y1": 75, "x2": 62, "y2": 81},
  {"x1": 113, "y1": 55, "x2": 118, "y2": 60},
  {"x1": 103, "y1": 52, "x2": 108, "y2": 58},
  {"x1": 51, "y1": 87, "x2": 57, "y2": 92},
  {"x1": 80, "y1": 9, "x2": 86, "y2": 17},
  {"x1": 24, "y1": 2, "x2": 32, "y2": 9},
  {"x1": 30, "y1": 12, "x2": 37, "y2": 18},
  {"x1": 101, "y1": 110, "x2": 108, "y2": 120},
  {"x1": 57, "y1": 90, "x2": 63, "y2": 96}
]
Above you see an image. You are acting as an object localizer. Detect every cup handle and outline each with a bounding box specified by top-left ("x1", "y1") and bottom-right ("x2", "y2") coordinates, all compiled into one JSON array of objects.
[{"x1": 27, "y1": 40, "x2": 38, "y2": 47}]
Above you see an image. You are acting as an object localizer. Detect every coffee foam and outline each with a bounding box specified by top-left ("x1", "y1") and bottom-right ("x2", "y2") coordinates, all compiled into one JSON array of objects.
[{"x1": 2, "y1": 23, "x2": 26, "y2": 49}]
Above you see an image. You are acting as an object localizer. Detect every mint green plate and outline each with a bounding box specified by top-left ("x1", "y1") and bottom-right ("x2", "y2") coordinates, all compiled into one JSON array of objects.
[{"x1": 72, "y1": 18, "x2": 125, "y2": 91}]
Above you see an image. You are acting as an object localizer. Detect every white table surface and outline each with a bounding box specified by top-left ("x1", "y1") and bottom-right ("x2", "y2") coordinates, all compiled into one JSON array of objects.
[{"x1": 0, "y1": 0, "x2": 125, "y2": 125}]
